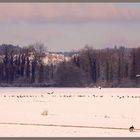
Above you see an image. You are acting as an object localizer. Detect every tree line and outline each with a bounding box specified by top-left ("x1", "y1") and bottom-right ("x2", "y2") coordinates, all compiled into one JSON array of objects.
[
  {"x1": 0, "y1": 44, "x2": 140, "y2": 87},
  {"x1": 0, "y1": 43, "x2": 47, "y2": 86},
  {"x1": 55, "y1": 46, "x2": 140, "y2": 87}
]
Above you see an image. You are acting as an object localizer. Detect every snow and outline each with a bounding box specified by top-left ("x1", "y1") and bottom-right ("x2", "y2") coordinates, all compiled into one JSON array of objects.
[{"x1": 0, "y1": 87, "x2": 140, "y2": 137}]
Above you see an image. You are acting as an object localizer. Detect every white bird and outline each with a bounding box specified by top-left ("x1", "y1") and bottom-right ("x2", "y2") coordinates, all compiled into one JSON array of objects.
[{"x1": 136, "y1": 75, "x2": 140, "y2": 77}]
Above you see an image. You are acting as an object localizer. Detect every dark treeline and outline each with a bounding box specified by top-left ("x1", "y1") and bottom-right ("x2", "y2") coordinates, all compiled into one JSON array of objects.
[
  {"x1": 0, "y1": 43, "x2": 48, "y2": 86},
  {"x1": 55, "y1": 45, "x2": 140, "y2": 87},
  {"x1": 0, "y1": 44, "x2": 140, "y2": 87}
]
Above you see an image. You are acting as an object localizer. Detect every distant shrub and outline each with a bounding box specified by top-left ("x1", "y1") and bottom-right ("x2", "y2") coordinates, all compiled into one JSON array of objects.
[{"x1": 41, "y1": 110, "x2": 48, "y2": 116}]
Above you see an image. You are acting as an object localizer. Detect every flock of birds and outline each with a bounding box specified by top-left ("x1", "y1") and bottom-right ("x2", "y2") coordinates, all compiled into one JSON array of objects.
[{"x1": 1, "y1": 91, "x2": 140, "y2": 100}]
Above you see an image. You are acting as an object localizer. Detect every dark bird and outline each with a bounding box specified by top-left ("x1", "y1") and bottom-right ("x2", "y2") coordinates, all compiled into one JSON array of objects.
[
  {"x1": 129, "y1": 125, "x2": 134, "y2": 132},
  {"x1": 47, "y1": 91, "x2": 54, "y2": 95}
]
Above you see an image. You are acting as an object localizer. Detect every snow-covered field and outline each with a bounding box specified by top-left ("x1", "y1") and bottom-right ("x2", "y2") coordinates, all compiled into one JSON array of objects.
[{"x1": 0, "y1": 87, "x2": 140, "y2": 137}]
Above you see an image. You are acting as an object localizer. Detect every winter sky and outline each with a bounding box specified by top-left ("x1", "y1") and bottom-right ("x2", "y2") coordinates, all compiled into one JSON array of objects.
[{"x1": 1, "y1": 3, "x2": 140, "y2": 52}]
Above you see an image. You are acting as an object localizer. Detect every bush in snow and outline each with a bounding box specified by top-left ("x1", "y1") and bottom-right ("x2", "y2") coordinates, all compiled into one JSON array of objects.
[{"x1": 41, "y1": 110, "x2": 48, "y2": 116}]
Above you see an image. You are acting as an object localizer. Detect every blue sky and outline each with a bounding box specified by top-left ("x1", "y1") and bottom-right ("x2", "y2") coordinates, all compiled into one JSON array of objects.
[{"x1": 0, "y1": 3, "x2": 140, "y2": 51}]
